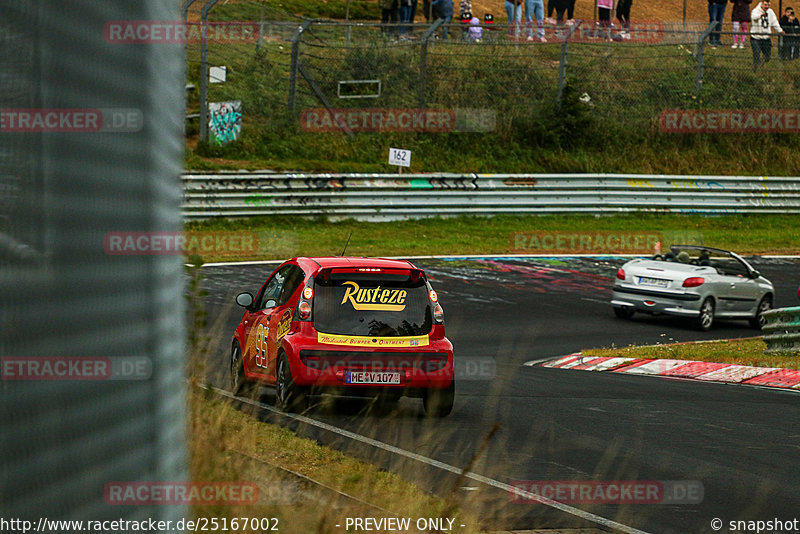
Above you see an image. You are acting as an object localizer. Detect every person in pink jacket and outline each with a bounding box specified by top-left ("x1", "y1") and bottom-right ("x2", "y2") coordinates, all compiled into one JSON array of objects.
[
  {"x1": 730, "y1": 0, "x2": 752, "y2": 48},
  {"x1": 597, "y1": 0, "x2": 614, "y2": 40}
]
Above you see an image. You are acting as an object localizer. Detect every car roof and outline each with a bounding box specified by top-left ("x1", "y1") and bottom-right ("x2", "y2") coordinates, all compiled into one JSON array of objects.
[{"x1": 294, "y1": 256, "x2": 418, "y2": 272}]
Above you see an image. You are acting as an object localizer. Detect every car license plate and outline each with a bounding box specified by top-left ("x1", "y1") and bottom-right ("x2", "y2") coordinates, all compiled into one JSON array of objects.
[
  {"x1": 346, "y1": 371, "x2": 401, "y2": 385},
  {"x1": 637, "y1": 276, "x2": 669, "y2": 288}
]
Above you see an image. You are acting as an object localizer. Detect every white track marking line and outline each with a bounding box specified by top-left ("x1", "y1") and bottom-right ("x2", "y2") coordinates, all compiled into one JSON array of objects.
[{"x1": 213, "y1": 386, "x2": 652, "y2": 534}]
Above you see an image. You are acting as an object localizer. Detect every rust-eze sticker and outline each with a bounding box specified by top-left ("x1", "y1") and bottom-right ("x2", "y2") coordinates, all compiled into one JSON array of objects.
[
  {"x1": 276, "y1": 309, "x2": 292, "y2": 340},
  {"x1": 317, "y1": 333, "x2": 429, "y2": 347},
  {"x1": 340, "y1": 281, "x2": 406, "y2": 312}
]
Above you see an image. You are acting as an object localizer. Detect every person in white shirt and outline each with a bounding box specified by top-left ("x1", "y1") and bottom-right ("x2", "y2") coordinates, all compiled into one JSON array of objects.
[{"x1": 750, "y1": 0, "x2": 785, "y2": 69}]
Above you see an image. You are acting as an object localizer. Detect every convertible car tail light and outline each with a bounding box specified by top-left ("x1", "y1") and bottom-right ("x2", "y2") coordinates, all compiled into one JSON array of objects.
[
  {"x1": 616, "y1": 268, "x2": 626, "y2": 280},
  {"x1": 683, "y1": 277, "x2": 705, "y2": 287}
]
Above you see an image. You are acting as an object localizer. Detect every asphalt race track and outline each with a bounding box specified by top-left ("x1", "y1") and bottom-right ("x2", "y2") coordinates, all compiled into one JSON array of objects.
[{"x1": 196, "y1": 256, "x2": 800, "y2": 534}]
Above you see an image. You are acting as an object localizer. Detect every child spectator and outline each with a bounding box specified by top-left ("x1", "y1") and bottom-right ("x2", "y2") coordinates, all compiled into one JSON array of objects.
[
  {"x1": 708, "y1": 0, "x2": 728, "y2": 46},
  {"x1": 380, "y1": 0, "x2": 399, "y2": 36},
  {"x1": 730, "y1": 0, "x2": 752, "y2": 48},
  {"x1": 467, "y1": 16, "x2": 484, "y2": 40},
  {"x1": 780, "y1": 7, "x2": 800, "y2": 58}
]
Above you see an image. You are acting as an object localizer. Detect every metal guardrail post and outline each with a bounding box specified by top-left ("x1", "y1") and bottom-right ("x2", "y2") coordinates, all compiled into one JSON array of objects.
[
  {"x1": 695, "y1": 22, "x2": 715, "y2": 94},
  {"x1": 761, "y1": 307, "x2": 800, "y2": 353},
  {"x1": 418, "y1": 19, "x2": 444, "y2": 109},
  {"x1": 199, "y1": 0, "x2": 222, "y2": 145},
  {"x1": 289, "y1": 20, "x2": 314, "y2": 113},
  {"x1": 556, "y1": 21, "x2": 580, "y2": 106}
]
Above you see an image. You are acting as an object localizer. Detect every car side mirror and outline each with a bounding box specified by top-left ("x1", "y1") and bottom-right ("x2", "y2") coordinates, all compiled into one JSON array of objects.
[
  {"x1": 263, "y1": 299, "x2": 277, "y2": 309},
  {"x1": 236, "y1": 292, "x2": 253, "y2": 308},
  {"x1": 750, "y1": 270, "x2": 761, "y2": 279}
]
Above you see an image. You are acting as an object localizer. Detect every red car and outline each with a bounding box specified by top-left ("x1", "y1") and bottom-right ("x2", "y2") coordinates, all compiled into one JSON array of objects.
[{"x1": 230, "y1": 257, "x2": 455, "y2": 416}]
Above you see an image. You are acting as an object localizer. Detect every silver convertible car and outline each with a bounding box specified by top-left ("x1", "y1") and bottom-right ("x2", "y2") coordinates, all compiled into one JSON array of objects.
[{"x1": 611, "y1": 245, "x2": 774, "y2": 331}]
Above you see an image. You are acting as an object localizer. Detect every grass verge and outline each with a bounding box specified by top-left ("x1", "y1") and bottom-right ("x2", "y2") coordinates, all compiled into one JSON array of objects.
[
  {"x1": 188, "y1": 388, "x2": 482, "y2": 534},
  {"x1": 582, "y1": 337, "x2": 800, "y2": 370},
  {"x1": 184, "y1": 213, "x2": 800, "y2": 263}
]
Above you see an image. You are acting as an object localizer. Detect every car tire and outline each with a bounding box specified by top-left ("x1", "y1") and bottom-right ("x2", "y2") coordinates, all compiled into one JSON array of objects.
[
  {"x1": 696, "y1": 297, "x2": 715, "y2": 331},
  {"x1": 275, "y1": 353, "x2": 307, "y2": 413},
  {"x1": 230, "y1": 344, "x2": 252, "y2": 395},
  {"x1": 749, "y1": 295, "x2": 772, "y2": 329},
  {"x1": 613, "y1": 306, "x2": 635, "y2": 319},
  {"x1": 423, "y1": 380, "x2": 455, "y2": 417}
]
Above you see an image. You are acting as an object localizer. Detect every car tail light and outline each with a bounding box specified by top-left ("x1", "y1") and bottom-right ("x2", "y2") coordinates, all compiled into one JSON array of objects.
[
  {"x1": 429, "y1": 289, "x2": 438, "y2": 302},
  {"x1": 303, "y1": 287, "x2": 313, "y2": 300},
  {"x1": 298, "y1": 301, "x2": 311, "y2": 319},
  {"x1": 616, "y1": 268, "x2": 625, "y2": 280},
  {"x1": 683, "y1": 277, "x2": 705, "y2": 287},
  {"x1": 433, "y1": 303, "x2": 444, "y2": 324}
]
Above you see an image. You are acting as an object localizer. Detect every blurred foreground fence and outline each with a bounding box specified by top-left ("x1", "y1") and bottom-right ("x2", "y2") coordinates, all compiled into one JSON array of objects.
[
  {"x1": 182, "y1": 172, "x2": 800, "y2": 219},
  {"x1": 184, "y1": 2, "x2": 800, "y2": 139},
  {"x1": 762, "y1": 307, "x2": 800, "y2": 353}
]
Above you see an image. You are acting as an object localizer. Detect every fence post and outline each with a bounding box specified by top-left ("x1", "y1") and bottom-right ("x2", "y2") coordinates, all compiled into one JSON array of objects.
[
  {"x1": 288, "y1": 20, "x2": 314, "y2": 113},
  {"x1": 556, "y1": 21, "x2": 580, "y2": 105},
  {"x1": 418, "y1": 19, "x2": 444, "y2": 109},
  {"x1": 199, "y1": 0, "x2": 222, "y2": 145},
  {"x1": 695, "y1": 22, "x2": 715, "y2": 94}
]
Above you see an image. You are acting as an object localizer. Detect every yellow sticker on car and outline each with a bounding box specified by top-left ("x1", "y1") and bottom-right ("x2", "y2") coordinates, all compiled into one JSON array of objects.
[
  {"x1": 340, "y1": 281, "x2": 407, "y2": 312},
  {"x1": 317, "y1": 332, "x2": 429, "y2": 347}
]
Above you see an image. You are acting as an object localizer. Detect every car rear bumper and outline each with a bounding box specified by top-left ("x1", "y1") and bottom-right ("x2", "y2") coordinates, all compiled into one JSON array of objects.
[
  {"x1": 283, "y1": 332, "x2": 454, "y2": 390},
  {"x1": 612, "y1": 286, "x2": 702, "y2": 317}
]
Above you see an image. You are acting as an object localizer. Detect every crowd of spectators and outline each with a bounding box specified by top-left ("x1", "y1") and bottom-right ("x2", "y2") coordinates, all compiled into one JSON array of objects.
[{"x1": 377, "y1": 0, "x2": 799, "y2": 58}]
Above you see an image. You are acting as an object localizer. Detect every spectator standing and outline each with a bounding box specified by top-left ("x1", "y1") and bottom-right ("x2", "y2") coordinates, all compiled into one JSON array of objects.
[
  {"x1": 467, "y1": 16, "x2": 484, "y2": 40},
  {"x1": 432, "y1": 0, "x2": 454, "y2": 39},
  {"x1": 525, "y1": 0, "x2": 547, "y2": 40},
  {"x1": 597, "y1": 0, "x2": 613, "y2": 40},
  {"x1": 730, "y1": 0, "x2": 752, "y2": 47},
  {"x1": 398, "y1": 0, "x2": 414, "y2": 36},
  {"x1": 459, "y1": 0, "x2": 472, "y2": 39},
  {"x1": 505, "y1": 0, "x2": 523, "y2": 37},
  {"x1": 708, "y1": 0, "x2": 728, "y2": 46},
  {"x1": 780, "y1": 7, "x2": 800, "y2": 58},
  {"x1": 616, "y1": 0, "x2": 632, "y2": 38},
  {"x1": 380, "y1": 0, "x2": 399, "y2": 36},
  {"x1": 751, "y1": 0, "x2": 785, "y2": 69}
]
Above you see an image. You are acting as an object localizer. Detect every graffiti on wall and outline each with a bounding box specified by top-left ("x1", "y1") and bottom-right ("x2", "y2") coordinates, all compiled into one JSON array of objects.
[{"x1": 208, "y1": 100, "x2": 242, "y2": 145}]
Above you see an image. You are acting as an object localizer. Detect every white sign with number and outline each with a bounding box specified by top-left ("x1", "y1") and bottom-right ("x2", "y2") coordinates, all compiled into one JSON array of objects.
[{"x1": 388, "y1": 147, "x2": 411, "y2": 167}]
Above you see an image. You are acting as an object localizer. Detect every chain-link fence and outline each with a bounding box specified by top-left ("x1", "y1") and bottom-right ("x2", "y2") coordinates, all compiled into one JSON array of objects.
[{"x1": 186, "y1": 4, "x2": 800, "y2": 145}]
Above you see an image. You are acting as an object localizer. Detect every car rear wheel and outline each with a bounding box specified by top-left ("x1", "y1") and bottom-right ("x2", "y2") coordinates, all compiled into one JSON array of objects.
[
  {"x1": 749, "y1": 295, "x2": 772, "y2": 329},
  {"x1": 423, "y1": 380, "x2": 454, "y2": 417},
  {"x1": 275, "y1": 353, "x2": 307, "y2": 413},
  {"x1": 613, "y1": 306, "x2": 635, "y2": 319},
  {"x1": 230, "y1": 344, "x2": 251, "y2": 395},
  {"x1": 696, "y1": 298, "x2": 714, "y2": 331}
]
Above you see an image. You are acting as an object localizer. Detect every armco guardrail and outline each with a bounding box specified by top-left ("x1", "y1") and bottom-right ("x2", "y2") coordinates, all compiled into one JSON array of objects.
[
  {"x1": 762, "y1": 307, "x2": 800, "y2": 353},
  {"x1": 182, "y1": 172, "x2": 800, "y2": 219}
]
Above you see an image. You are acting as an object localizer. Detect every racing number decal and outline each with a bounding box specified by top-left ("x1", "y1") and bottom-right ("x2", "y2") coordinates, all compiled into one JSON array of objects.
[{"x1": 254, "y1": 323, "x2": 269, "y2": 368}]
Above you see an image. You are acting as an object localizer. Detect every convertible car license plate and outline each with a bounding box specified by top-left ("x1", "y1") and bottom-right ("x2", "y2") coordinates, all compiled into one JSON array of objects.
[
  {"x1": 637, "y1": 276, "x2": 669, "y2": 288},
  {"x1": 346, "y1": 371, "x2": 401, "y2": 385}
]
